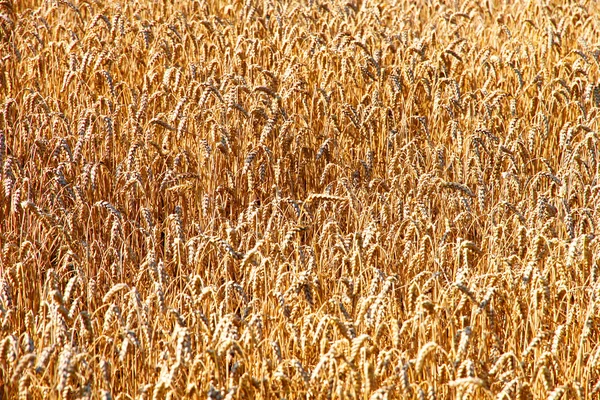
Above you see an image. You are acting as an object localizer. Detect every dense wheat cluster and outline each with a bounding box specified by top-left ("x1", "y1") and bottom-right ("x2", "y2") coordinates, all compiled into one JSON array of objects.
[{"x1": 2, "y1": 0, "x2": 600, "y2": 398}]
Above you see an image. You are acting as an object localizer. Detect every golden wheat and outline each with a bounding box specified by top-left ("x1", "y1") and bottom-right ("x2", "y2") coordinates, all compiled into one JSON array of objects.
[{"x1": 1, "y1": 0, "x2": 600, "y2": 398}]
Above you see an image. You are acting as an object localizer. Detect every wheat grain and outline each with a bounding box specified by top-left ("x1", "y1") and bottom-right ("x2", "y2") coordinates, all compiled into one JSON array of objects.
[{"x1": 2, "y1": 0, "x2": 600, "y2": 398}]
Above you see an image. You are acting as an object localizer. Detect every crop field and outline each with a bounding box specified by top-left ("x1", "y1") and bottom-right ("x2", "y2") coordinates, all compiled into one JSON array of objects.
[{"x1": 1, "y1": 0, "x2": 600, "y2": 398}]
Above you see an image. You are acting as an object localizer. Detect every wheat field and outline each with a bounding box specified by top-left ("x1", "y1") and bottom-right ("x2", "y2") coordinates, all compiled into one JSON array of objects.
[{"x1": 1, "y1": 0, "x2": 600, "y2": 398}]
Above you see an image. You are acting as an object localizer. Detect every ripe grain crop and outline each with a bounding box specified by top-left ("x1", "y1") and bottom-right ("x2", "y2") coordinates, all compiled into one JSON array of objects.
[{"x1": 1, "y1": 0, "x2": 600, "y2": 398}]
